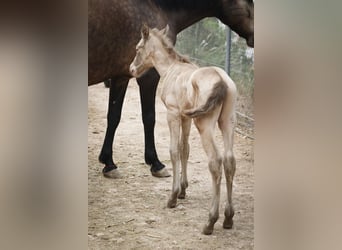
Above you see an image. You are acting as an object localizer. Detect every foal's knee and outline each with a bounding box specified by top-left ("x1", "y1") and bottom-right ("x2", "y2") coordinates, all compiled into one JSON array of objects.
[
  {"x1": 208, "y1": 157, "x2": 222, "y2": 176},
  {"x1": 223, "y1": 154, "x2": 236, "y2": 176},
  {"x1": 180, "y1": 141, "x2": 189, "y2": 156},
  {"x1": 169, "y1": 147, "x2": 179, "y2": 162}
]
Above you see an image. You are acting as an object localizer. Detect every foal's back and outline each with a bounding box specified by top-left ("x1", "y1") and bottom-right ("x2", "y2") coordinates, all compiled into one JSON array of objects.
[{"x1": 162, "y1": 63, "x2": 236, "y2": 114}]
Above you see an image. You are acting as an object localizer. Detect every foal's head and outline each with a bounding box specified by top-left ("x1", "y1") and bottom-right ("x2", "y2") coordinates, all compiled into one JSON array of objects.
[
  {"x1": 217, "y1": 0, "x2": 254, "y2": 47},
  {"x1": 129, "y1": 24, "x2": 166, "y2": 77},
  {"x1": 130, "y1": 24, "x2": 189, "y2": 77}
]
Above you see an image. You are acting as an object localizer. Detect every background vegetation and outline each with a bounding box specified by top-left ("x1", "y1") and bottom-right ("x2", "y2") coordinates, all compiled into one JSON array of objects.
[{"x1": 175, "y1": 18, "x2": 254, "y2": 117}]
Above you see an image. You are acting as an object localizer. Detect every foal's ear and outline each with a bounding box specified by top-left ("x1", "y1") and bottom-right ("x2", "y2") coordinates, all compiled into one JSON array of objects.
[
  {"x1": 141, "y1": 23, "x2": 149, "y2": 40},
  {"x1": 159, "y1": 24, "x2": 169, "y2": 36},
  {"x1": 164, "y1": 24, "x2": 170, "y2": 35}
]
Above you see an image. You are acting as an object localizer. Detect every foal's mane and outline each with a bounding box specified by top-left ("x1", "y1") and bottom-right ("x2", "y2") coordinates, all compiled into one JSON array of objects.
[{"x1": 150, "y1": 28, "x2": 192, "y2": 64}]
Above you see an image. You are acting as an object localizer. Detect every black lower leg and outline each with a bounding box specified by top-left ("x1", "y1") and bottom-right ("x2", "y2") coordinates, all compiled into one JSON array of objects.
[
  {"x1": 99, "y1": 78, "x2": 129, "y2": 171},
  {"x1": 137, "y1": 69, "x2": 165, "y2": 172}
]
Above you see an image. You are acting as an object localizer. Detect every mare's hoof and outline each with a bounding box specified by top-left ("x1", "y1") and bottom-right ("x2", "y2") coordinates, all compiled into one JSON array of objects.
[
  {"x1": 223, "y1": 218, "x2": 234, "y2": 229},
  {"x1": 102, "y1": 166, "x2": 122, "y2": 179},
  {"x1": 151, "y1": 168, "x2": 171, "y2": 178},
  {"x1": 202, "y1": 225, "x2": 214, "y2": 235}
]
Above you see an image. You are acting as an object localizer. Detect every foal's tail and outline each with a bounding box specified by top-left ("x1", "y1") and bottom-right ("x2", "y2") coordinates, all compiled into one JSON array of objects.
[{"x1": 184, "y1": 81, "x2": 228, "y2": 118}]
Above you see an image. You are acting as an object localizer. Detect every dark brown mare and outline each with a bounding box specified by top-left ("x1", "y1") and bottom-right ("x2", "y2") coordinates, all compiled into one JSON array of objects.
[{"x1": 88, "y1": 0, "x2": 254, "y2": 178}]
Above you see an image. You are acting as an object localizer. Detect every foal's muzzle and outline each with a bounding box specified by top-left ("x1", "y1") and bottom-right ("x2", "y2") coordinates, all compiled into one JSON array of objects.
[{"x1": 129, "y1": 64, "x2": 137, "y2": 77}]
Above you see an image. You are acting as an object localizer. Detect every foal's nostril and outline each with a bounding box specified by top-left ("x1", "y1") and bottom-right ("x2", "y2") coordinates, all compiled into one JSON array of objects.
[{"x1": 129, "y1": 65, "x2": 135, "y2": 75}]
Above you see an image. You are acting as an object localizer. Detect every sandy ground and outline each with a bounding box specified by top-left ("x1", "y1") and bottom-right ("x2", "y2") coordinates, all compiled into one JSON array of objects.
[{"x1": 88, "y1": 81, "x2": 254, "y2": 249}]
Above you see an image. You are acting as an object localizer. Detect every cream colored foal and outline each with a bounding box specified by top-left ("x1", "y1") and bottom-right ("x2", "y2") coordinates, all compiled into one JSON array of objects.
[{"x1": 130, "y1": 24, "x2": 237, "y2": 235}]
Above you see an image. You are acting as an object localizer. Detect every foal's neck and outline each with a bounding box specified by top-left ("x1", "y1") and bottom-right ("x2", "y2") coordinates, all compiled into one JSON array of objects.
[{"x1": 152, "y1": 50, "x2": 178, "y2": 78}]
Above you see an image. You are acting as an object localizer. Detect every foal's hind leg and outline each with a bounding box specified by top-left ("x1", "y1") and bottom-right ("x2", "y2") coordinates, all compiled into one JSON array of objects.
[
  {"x1": 179, "y1": 118, "x2": 191, "y2": 199},
  {"x1": 219, "y1": 114, "x2": 236, "y2": 229},
  {"x1": 194, "y1": 112, "x2": 222, "y2": 235}
]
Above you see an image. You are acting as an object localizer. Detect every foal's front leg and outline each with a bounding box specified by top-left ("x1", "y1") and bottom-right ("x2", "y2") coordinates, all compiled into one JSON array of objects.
[
  {"x1": 166, "y1": 112, "x2": 181, "y2": 208},
  {"x1": 179, "y1": 117, "x2": 191, "y2": 199}
]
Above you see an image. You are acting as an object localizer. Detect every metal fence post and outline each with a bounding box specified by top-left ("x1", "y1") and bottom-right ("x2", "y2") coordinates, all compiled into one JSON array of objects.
[{"x1": 225, "y1": 26, "x2": 232, "y2": 75}]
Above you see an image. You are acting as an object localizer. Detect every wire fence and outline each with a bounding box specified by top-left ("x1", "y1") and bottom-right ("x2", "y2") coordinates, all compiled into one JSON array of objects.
[{"x1": 175, "y1": 18, "x2": 254, "y2": 139}]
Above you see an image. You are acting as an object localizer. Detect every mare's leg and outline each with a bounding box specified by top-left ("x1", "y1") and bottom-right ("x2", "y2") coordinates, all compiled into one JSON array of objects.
[
  {"x1": 137, "y1": 69, "x2": 170, "y2": 177},
  {"x1": 104, "y1": 79, "x2": 111, "y2": 88},
  {"x1": 166, "y1": 112, "x2": 181, "y2": 208},
  {"x1": 178, "y1": 117, "x2": 191, "y2": 199},
  {"x1": 99, "y1": 77, "x2": 129, "y2": 178},
  {"x1": 194, "y1": 111, "x2": 222, "y2": 235},
  {"x1": 218, "y1": 113, "x2": 236, "y2": 229}
]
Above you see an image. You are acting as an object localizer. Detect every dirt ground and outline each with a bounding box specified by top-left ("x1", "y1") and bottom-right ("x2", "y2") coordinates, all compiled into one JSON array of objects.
[{"x1": 88, "y1": 81, "x2": 254, "y2": 250}]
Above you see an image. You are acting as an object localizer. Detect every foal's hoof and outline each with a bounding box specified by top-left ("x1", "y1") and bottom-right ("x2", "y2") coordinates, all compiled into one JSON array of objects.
[
  {"x1": 223, "y1": 218, "x2": 234, "y2": 229},
  {"x1": 102, "y1": 166, "x2": 122, "y2": 179},
  {"x1": 151, "y1": 168, "x2": 171, "y2": 178},
  {"x1": 167, "y1": 199, "x2": 177, "y2": 208},
  {"x1": 202, "y1": 225, "x2": 214, "y2": 235},
  {"x1": 178, "y1": 190, "x2": 186, "y2": 199}
]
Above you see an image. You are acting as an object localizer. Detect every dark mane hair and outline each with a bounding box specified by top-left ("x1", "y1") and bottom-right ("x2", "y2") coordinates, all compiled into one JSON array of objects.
[
  {"x1": 153, "y1": 0, "x2": 216, "y2": 11},
  {"x1": 150, "y1": 28, "x2": 192, "y2": 64}
]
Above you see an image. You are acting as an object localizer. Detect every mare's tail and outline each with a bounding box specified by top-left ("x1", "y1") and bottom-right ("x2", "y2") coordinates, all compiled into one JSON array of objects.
[{"x1": 184, "y1": 81, "x2": 227, "y2": 118}]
